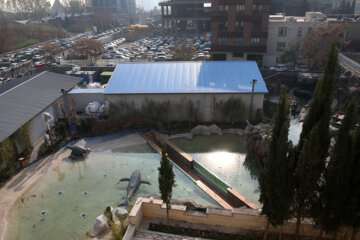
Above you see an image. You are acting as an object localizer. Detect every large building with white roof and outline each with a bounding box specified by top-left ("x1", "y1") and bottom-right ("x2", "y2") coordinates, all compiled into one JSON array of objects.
[{"x1": 98, "y1": 61, "x2": 268, "y2": 122}]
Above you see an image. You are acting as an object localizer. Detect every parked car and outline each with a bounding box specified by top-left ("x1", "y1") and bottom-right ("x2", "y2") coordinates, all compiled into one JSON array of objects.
[
  {"x1": 0, "y1": 67, "x2": 9, "y2": 72},
  {"x1": 56, "y1": 57, "x2": 62, "y2": 64},
  {"x1": 295, "y1": 65, "x2": 309, "y2": 72},
  {"x1": 106, "y1": 63, "x2": 116, "y2": 67},
  {"x1": 270, "y1": 64, "x2": 288, "y2": 71},
  {"x1": 10, "y1": 63, "x2": 18, "y2": 69},
  {"x1": 34, "y1": 62, "x2": 43, "y2": 68}
]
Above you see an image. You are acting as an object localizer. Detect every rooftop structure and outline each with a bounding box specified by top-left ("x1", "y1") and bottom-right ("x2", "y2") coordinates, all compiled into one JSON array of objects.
[
  {"x1": 0, "y1": 72, "x2": 81, "y2": 143},
  {"x1": 105, "y1": 61, "x2": 267, "y2": 94}
]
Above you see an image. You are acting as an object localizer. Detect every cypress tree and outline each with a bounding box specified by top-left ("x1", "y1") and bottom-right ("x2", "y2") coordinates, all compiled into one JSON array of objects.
[
  {"x1": 345, "y1": 126, "x2": 360, "y2": 240},
  {"x1": 259, "y1": 86, "x2": 294, "y2": 240},
  {"x1": 314, "y1": 99, "x2": 356, "y2": 234},
  {"x1": 158, "y1": 141, "x2": 176, "y2": 227},
  {"x1": 293, "y1": 45, "x2": 338, "y2": 240}
]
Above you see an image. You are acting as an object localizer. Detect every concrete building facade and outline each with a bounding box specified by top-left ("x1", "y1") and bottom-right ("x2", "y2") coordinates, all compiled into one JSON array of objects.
[
  {"x1": 264, "y1": 12, "x2": 328, "y2": 67},
  {"x1": 210, "y1": 0, "x2": 270, "y2": 66},
  {"x1": 159, "y1": 0, "x2": 212, "y2": 34}
]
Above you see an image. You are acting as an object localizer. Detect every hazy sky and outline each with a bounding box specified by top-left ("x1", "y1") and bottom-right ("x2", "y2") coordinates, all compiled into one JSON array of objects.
[{"x1": 48, "y1": 0, "x2": 160, "y2": 10}]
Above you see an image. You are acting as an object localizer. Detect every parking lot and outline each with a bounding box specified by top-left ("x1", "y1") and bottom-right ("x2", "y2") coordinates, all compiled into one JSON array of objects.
[{"x1": 0, "y1": 27, "x2": 124, "y2": 85}]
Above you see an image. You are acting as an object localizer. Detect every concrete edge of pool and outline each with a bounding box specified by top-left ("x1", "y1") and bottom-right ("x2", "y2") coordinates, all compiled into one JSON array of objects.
[{"x1": 0, "y1": 131, "x2": 260, "y2": 240}]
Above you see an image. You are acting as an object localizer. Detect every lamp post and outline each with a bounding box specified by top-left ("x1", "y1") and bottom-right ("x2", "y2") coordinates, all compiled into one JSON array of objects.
[{"x1": 249, "y1": 79, "x2": 257, "y2": 123}]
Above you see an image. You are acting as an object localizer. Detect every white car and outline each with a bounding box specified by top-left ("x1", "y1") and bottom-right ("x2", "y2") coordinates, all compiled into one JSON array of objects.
[
  {"x1": 32, "y1": 55, "x2": 43, "y2": 60},
  {"x1": 0, "y1": 67, "x2": 9, "y2": 72},
  {"x1": 295, "y1": 65, "x2": 309, "y2": 72},
  {"x1": 270, "y1": 64, "x2": 287, "y2": 71}
]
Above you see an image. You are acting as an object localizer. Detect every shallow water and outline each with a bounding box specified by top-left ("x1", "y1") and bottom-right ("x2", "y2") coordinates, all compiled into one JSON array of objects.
[
  {"x1": 289, "y1": 118, "x2": 303, "y2": 145},
  {"x1": 171, "y1": 135, "x2": 261, "y2": 206},
  {"x1": 6, "y1": 149, "x2": 218, "y2": 240}
]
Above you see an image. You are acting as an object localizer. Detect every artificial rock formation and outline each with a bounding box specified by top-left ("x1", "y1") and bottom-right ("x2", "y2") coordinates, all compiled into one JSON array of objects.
[
  {"x1": 245, "y1": 123, "x2": 268, "y2": 166},
  {"x1": 190, "y1": 124, "x2": 222, "y2": 138},
  {"x1": 89, "y1": 214, "x2": 108, "y2": 237}
]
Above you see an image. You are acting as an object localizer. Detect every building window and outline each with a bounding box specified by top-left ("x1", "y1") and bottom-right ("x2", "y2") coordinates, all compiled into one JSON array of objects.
[
  {"x1": 278, "y1": 27, "x2": 287, "y2": 37},
  {"x1": 219, "y1": 5, "x2": 228, "y2": 11},
  {"x1": 252, "y1": 22, "x2": 261, "y2": 31},
  {"x1": 232, "y1": 52, "x2": 244, "y2": 58},
  {"x1": 218, "y1": 21, "x2": 228, "y2": 31},
  {"x1": 235, "y1": 21, "x2": 244, "y2": 31},
  {"x1": 250, "y1": 37, "x2": 260, "y2": 45},
  {"x1": 234, "y1": 37, "x2": 243, "y2": 45},
  {"x1": 236, "y1": 4, "x2": 245, "y2": 13},
  {"x1": 253, "y1": 4, "x2": 262, "y2": 14},
  {"x1": 218, "y1": 37, "x2": 228, "y2": 45},
  {"x1": 277, "y1": 42, "x2": 286, "y2": 51},
  {"x1": 297, "y1": 27, "x2": 302, "y2": 37}
]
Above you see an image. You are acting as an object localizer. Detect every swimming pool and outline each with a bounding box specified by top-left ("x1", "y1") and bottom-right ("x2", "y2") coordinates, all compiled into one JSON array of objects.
[{"x1": 6, "y1": 146, "x2": 218, "y2": 240}]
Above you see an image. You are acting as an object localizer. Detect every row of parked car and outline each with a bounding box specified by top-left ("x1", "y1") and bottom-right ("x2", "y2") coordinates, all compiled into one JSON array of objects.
[
  {"x1": 268, "y1": 64, "x2": 310, "y2": 72},
  {"x1": 101, "y1": 35, "x2": 212, "y2": 63}
]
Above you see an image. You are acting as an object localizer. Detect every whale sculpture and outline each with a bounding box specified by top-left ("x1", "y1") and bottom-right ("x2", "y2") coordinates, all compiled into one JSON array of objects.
[
  {"x1": 67, "y1": 145, "x2": 91, "y2": 158},
  {"x1": 118, "y1": 170, "x2": 151, "y2": 206}
]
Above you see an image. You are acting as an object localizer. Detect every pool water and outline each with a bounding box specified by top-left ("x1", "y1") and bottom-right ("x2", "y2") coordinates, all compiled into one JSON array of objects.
[
  {"x1": 289, "y1": 118, "x2": 303, "y2": 145},
  {"x1": 6, "y1": 148, "x2": 218, "y2": 240},
  {"x1": 171, "y1": 134, "x2": 261, "y2": 206}
]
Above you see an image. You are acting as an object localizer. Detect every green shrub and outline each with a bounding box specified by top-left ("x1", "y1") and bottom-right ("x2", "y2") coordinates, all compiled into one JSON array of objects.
[
  {"x1": 55, "y1": 121, "x2": 68, "y2": 139},
  {"x1": 38, "y1": 141, "x2": 50, "y2": 158},
  {"x1": 79, "y1": 118, "x2": 92, "y2": 134},
  {"x1": 0, "y1": 137, "x2": 18, "y2": 181}
]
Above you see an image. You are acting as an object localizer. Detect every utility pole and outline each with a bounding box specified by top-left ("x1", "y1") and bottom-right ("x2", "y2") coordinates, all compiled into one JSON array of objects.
[{"x1": 249, "y1": 79, "x2": 257, "y2": 123}]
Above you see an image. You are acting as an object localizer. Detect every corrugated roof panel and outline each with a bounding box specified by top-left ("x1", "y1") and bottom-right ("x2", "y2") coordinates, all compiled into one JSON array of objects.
[
  {"x1": 104, "y1": 61, "x2": 267, "y2": 94},
  {"x1": 0, "y1": 71, "x2": 81, "y2": 142}
]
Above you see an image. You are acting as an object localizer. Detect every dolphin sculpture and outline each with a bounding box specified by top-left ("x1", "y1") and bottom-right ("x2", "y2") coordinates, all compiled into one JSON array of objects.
[
  {"x1": 67, "y1": 145, "x2": 91, "y2": 158},
  {"x1": 118, "y1": 170, "x2": 151, "y2": 206}
]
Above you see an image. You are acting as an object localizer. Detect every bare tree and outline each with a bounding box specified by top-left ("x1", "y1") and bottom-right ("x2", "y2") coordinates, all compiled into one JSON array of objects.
[{"x1": 68, "y1": 38, "x2": 104, "y2": 60}]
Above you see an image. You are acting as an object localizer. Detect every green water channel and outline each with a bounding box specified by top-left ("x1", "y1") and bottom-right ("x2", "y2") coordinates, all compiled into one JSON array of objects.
[{"x1": 171, "y1": 134, "x2": 261, "y2": 206}]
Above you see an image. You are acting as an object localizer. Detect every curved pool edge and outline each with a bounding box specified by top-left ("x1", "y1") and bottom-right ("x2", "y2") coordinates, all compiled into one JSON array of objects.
[{"x1": 0, "y1": 147, "x2": 70, "y2": 240}]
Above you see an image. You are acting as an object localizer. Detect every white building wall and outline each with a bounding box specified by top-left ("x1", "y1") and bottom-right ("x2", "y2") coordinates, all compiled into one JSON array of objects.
[
  {"x1": 105, "y1": 93, "x2": 264, "y2": 122},
  {"x1": 26, "y1": 97, "x2": 65, "y2": 146},
  {"x1": 265, "y1": 20, "x2": 328, "y2": 67},
  {"x1": 28, "y1": 104, "x2": 58, "y2": 146},
  {"x1": 69, "y1": 92, "x2": 105, "y2": 113}
]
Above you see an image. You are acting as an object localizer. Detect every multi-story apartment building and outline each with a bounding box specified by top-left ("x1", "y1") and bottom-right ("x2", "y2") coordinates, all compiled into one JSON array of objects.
[
  {"x1": 264, "y1": 11, "x2": 360, "y2": 67},
  {"x1": 210, "y1": 0, "x2": 270, "y2": 66},
  {"x1": 264, "y1": 12, "x2": 328, "y2": 67},
  {"x1": 159, "y1": 0, "x2": 212, "y2": 33}
]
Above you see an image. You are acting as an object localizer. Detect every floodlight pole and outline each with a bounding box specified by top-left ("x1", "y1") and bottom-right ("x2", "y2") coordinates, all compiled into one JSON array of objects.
[{"x1": 249, "y1": 79, "x2": 257, "y2": 123}]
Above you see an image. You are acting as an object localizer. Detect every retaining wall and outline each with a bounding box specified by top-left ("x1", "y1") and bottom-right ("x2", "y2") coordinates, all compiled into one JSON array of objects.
[{"x1": 127, "y1": 197, "x2": 359, "y2": 240}]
